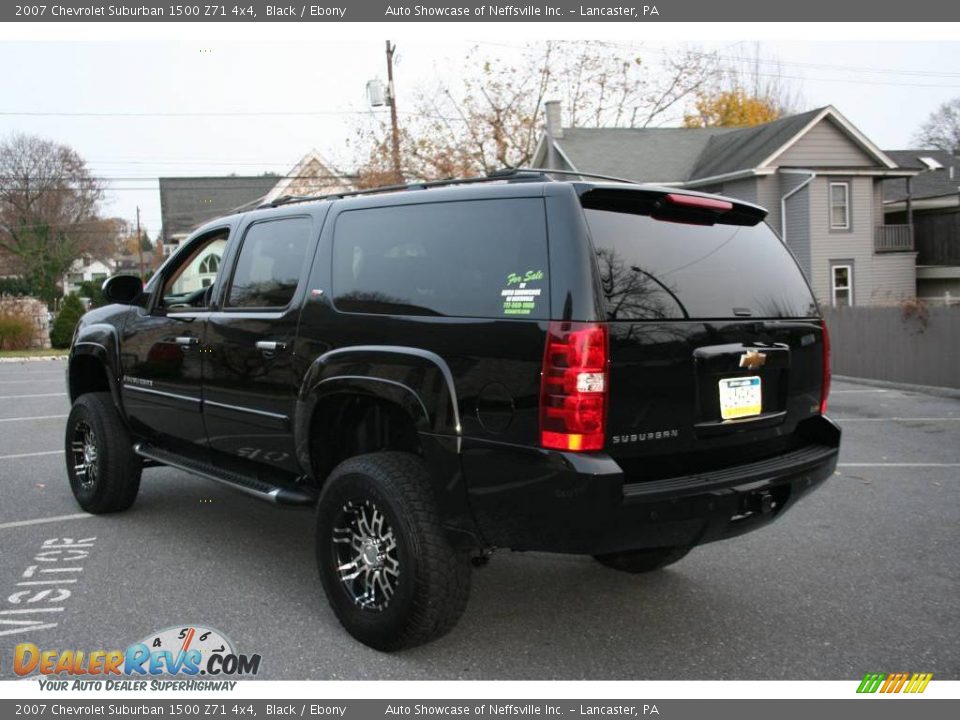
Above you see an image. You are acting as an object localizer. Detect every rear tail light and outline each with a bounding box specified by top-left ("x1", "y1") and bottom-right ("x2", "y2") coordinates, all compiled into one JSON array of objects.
[
  {"x1": 820, "y1": 319, "x2": 831, "y2": 415},
  {"x1": 540, "y1": 321, "x2": 608, "y2": 452}
]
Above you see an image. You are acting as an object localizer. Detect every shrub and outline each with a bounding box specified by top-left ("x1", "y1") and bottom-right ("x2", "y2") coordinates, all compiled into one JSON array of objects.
[
  {"x1": 0, "y1": 313, "x2": 34, "y2": 350},
  {"x1": 77, "y1": 280, "x2": 105, "y2": 308},
  {"x1": 50, "y1": 294, "x2": 86, "y2": 349}
]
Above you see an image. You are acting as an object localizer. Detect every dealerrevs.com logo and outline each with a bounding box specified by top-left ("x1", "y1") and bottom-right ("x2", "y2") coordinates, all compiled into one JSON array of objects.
[{"x1": 14, "y1": 625, "x2": 261, "y2": 691}]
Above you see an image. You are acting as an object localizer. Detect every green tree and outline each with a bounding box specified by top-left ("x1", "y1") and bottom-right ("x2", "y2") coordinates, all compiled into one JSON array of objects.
[
  {"x1": 77, "y1": 280, "x2": 105, "y2": 308},
  {"x1": 0, "y1": 134, "x2": 118, "y2": 304},
  {"x1": 0, "y1": 276, "x2": 34, "y2": 296},
  {"x1": 50, "y1": 293, "x2": 85, "y2": 349}
]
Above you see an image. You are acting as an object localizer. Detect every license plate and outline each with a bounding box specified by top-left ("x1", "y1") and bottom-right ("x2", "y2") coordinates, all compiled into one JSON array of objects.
[{"x1": 719, "y1": 376, "x2": 762, "y2": 420}]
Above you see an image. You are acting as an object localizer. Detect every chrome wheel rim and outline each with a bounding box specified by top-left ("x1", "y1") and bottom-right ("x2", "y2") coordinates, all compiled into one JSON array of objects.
[
  {"x1": 71, "y1": 420, "x2": 98, "y2": 490},
  {"x1": 331, "y1": 499, "x2": 400, "y2": 612}
]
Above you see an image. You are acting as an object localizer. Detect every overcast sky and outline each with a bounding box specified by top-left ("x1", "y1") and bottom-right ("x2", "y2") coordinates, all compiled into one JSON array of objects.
[{"x1": 1, "y1": 39, "x2": 957, "y2": 237}]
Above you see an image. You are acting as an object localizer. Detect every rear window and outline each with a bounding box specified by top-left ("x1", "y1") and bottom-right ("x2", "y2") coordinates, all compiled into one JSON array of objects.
[
  {"x1": 583, "y1": 209, "x2": 817, "y2": 320},
  {"x1": 332, "y1": 199, "x2": 549, "y2": 319}
]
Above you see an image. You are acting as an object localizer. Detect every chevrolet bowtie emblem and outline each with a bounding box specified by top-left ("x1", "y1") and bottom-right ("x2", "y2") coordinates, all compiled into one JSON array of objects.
[{"x1": 739, "y1": 350, "x2": 767, "y2": 370}]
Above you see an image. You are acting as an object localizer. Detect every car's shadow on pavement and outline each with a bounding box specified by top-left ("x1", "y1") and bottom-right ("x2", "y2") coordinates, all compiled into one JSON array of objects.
[{"x1": 102, "y1": 468, "x2": 757, "y2": 679}]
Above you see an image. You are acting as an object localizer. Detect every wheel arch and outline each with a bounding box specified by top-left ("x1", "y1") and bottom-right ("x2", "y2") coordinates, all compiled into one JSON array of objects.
[{"x1": 69, "y1": 327, "x2": 122, "y2": 411}]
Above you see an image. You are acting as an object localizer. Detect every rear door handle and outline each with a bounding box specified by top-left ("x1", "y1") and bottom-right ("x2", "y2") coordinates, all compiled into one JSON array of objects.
[
  {"x1": 175, "y1": 336, "x2": 199, "y2": 346},
  {"x1": 255, "y1": 341, "x2": 288, "y2": 352}
]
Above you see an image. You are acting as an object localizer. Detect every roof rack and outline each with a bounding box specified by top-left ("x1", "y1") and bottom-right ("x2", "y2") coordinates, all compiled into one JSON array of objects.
[
  {"x1": 259, "y1": 167, "x2": 636, "y2": 209},
  {"x1": 512, "y1": 167, "x2": 639, "y2": 185}
]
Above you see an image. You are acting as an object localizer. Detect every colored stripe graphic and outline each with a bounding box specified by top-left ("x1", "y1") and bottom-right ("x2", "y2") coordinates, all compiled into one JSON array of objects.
[{"x1": 857, "y1": 672, "x2": 932, "y2": 693}]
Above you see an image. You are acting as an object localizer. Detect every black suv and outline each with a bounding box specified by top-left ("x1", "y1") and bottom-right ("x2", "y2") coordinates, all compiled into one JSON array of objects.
[{"x1": 65, "y1": 172, "x2": 839, "y2": 650}]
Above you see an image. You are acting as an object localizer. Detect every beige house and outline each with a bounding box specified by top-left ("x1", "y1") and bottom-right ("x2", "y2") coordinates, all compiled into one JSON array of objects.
[{"x1": 533, "y1": 105, "x2": 922, "y2": 308}]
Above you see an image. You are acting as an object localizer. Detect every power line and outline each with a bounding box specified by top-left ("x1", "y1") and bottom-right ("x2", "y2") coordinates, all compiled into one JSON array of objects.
[
  {"x1": 469, "y1": 38, "x2": 960, "y2": 88},
  {"x1": 0, "y1": 108, "x2": 466, "y2": 121}
]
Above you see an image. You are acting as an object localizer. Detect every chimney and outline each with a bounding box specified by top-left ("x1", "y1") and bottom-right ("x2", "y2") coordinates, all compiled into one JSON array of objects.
[{"x1": 545, "y1": 100, "x2": 563, "y2": 139}]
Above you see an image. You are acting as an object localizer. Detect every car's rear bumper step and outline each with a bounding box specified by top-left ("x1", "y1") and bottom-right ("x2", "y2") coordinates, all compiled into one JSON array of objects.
[
  {"x1": 622, "y1": 443, "x2": 839, "y2": 501},
  {"x1": 133, "y1": 442, "x2": 317, "y2": 507}
]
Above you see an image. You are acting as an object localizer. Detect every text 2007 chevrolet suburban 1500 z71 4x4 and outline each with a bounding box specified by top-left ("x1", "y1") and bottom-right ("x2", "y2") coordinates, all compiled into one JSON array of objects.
[{"x1": 65, "y1": 170, "x2": 839, "y2": 650}]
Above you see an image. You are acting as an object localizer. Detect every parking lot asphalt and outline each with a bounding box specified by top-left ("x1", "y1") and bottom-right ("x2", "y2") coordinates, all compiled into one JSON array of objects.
[{"x1": 0, "y1": 358, "x2": 957, "y2": 680}]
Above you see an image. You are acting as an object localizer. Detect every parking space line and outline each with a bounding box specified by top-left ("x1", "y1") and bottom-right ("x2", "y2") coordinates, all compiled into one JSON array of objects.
[
  {"x1": 834, "y1": 417, "x2": 960, "y2": 422},
  {"x1": 831, "y1": 389, "x2": 890, "y2": 393},
  {"x1": 839, "y1": 463, "x2": 960, "y2": 468},
  {"x1": 0, "y1": 513, "x2": 92, "y2": 531},
  {"x1": 0, "y1": 415, "x2": 68, "y2": 423},
  {"x1": 0, "y1": 393, "x2": 67, "y2": 399},
  {"x1": 0, "y1": 450, "x2": 63, "y2": 460}
]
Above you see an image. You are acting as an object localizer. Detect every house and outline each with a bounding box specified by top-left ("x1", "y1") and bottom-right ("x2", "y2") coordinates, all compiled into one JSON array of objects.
[
  {"x1": 159, "y1": 150, "x2": 355, "y2": 256},
  {"x1": 63, "y1": 257, "x2": 115, "y2": 297},
  {"x1": 159, "y1": 175, "x2": 278, "y2": 255},
  {"x1": 882, "y1": 150, "x2": 960, "y2": 304},
  {"x1": 533, "y1": 104, "x2": 922, "y2": 308}
]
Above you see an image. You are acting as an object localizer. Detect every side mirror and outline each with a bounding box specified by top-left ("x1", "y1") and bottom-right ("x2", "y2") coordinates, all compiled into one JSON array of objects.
[{"x1": 102, "y1": 274, "x2": 143, "y2": 305}]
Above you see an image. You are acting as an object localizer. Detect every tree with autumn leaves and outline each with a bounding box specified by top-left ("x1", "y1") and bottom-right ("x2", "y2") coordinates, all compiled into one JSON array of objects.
[
  {"x1": 354, "y1": 42, "x2": 805, "y2": 185},
  {"x1": 354, "y1": 42, "x2": 719, "y2": 186},
  {"x1": 682, "y1": 88, "x2": 783, "y2": 128}
]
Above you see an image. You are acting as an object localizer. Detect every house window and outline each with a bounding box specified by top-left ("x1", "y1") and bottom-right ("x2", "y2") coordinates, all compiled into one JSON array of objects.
[
  {"x1": 829, "y1": 182, "x2": 850, "y2": 230},
  {"x1": 832, "y1": 265, "x2": 853, "y2": 307},
  {"x1": 198, "y1": 253, "x2": 220, "y2": 274}
]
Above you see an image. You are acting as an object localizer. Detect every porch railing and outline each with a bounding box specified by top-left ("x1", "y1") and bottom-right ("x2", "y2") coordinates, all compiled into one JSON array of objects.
[{"x1": 874, "y1": 224, "x2": 914, "y2": 253}]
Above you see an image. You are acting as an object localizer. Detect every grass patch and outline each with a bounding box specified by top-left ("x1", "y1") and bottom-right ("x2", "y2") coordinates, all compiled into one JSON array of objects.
[{"x1": 0, "y1": 348, "x2": 68, "y2": 359}]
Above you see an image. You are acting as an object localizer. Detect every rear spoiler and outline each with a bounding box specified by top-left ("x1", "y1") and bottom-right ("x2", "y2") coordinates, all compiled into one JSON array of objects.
[{"x1": 579, "y1": 187, "x2": 768, "y2": 227}]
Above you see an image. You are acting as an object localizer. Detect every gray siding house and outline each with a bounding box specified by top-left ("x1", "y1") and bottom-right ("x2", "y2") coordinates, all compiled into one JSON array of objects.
[{"x1": 533, "y1": 105, "x2": 921, "y2": 308}]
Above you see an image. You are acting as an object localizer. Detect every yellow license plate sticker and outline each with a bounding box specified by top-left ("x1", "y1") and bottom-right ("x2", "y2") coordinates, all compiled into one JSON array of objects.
[{"x1": 719, "y1": 376, "x2": 762, "y2": 420}]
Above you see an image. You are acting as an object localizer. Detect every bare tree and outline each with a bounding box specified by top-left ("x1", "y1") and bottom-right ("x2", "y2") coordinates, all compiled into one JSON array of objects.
[
  {"x1": 355, "y1": 41, "x2": 719, "y2": 184},
  {"x1": 915, "y1": 97, "x2": 960, "y2": 153},
  {"x1": 0, "y1": 134, "x2": 117, "y2": 303}
]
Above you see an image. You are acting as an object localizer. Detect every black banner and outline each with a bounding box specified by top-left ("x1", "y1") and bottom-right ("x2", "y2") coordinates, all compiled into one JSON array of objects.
[
  {"x1": 1, "y1": 699, "x2": 959, "y2": 720},
  {"x1": 4, "y1": 0, "x2": 960, "y2": 22}
]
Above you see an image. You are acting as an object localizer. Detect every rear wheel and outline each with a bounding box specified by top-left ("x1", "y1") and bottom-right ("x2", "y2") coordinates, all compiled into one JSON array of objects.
[
  {"x1": 65, "y1": 392, "x2": 141, "y2": 513},
  {"x1": 594, "y1": 546, "x2": 692, "y2": 574},
  {"x1": 316, "y1": 452, "x2": 471, "y2": 651}
]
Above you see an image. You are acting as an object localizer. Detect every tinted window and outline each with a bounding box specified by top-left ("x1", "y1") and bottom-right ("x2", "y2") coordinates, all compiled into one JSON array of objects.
[
  {"x1": 584, "y1": 209, "x2": 817, "y2": 320},
  {"x1": 227, "y1": 217, "x2": 312, "y2": 308},
  {"x1": 332, "y1": 199, "x2": 549, "y2": 319}
]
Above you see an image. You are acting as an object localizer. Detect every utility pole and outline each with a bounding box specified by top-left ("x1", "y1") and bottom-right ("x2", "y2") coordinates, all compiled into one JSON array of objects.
[
  {"x1": 136, "y1": 206, "x2": 144, "y2": 282},
  {"x1": 385, "y1": 40, "x2": 402, "y2": 184}
]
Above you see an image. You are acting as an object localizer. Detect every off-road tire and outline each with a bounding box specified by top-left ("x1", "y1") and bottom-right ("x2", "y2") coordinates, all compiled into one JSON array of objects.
[
  {"x1": 594, "y1": 546, "x2": 692, "y2": 574},
  {"x1": 65, "y1": 392, "x2": 141, "y2": 513},
  {"x1": 316, "y1": 452, "x2": 471, "y2": 651}
]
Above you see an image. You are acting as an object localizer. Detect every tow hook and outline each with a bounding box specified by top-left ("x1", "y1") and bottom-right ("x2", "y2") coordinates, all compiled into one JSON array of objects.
[
  {"x1": 758, "y1": 491, "x2": 774, "y2": 515},
  {"x1": 744, "y1": 491, "x2": 776, "y2": 516}
]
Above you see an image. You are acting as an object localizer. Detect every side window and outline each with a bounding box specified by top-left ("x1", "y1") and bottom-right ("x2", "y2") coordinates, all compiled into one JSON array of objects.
[
  {"x1": 831, "y1": 264, "x2": 853, "y2": 307},
  {"x1": 829, "y1": 182, "x2": 850, "y2": 230},
  {"x1": 227, "y1": 217, "x2": 313, "y2": 309},
  {"x1": 331, "y1": 199, "x2": 549, "y2": 319},
  {"x1": 161, "y1": 230, "x2": 229, "y2": 309}
]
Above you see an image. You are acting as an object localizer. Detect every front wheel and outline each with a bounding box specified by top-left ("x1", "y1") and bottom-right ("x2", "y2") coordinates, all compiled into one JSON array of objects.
[
  {"x1": 594, "y1": 546, "x2": 692, "y2": 574},
  {"x1": 65, "y1": 392, "x2": 141, "y2": 513},
  {"x1": 315, "y1": 452, "x2": 471, "y2": 651}
]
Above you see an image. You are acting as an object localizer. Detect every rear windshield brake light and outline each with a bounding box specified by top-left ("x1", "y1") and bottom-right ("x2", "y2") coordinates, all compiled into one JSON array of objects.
[{"x1": 664, "y1": 193, "x2": 733, "y2": 212}]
